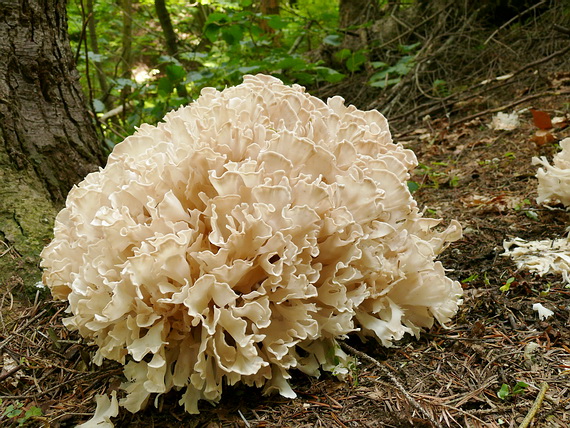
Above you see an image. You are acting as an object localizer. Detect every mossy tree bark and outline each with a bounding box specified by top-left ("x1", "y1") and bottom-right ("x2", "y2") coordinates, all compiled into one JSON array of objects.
[{"x1": 0, "y1": 0, "x2": 105, "y2": 290}]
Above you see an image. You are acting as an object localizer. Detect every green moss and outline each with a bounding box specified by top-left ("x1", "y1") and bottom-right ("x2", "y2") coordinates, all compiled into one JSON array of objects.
[{"x1": 0, "y1": 165, "x2": 58, "y2": 294}]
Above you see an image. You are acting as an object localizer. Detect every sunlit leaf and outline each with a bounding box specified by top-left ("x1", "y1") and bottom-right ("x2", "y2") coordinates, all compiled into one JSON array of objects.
[
  {"x1": 92, "y1": 99, "x2": 105, "y2": 113},
  {"x1": 267, "y1": 15, "x2": 288, "y2": 30},
  {"x1": 166, "y1": 64, "x2": 185, "y2": 83},
  {"x1": 497, "y1": 384, "x2": 510, "y2": 400}
]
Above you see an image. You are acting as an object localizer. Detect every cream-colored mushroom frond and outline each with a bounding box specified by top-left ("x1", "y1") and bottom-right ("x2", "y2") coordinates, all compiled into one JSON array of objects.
[
  {"x1": 41, "y1": 74, "x2": 462, "y2": 414},
  {"x1": 533, "y1": 137, "x2": 570, "y2": 206}
]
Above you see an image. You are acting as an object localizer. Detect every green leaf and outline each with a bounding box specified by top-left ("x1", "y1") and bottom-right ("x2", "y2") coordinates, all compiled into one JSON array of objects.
[
  {"x1": 186, "y1": 71, "x2": 204, "y2": 82},
  {"x1": 115, "y1": 78, "x2": 135, "y2": 90},
  {"x1": 407, "y1": 181, "x2": 420, "y2": 193},
  {"x1": 461, "y1": 274, "x2": 479, "y2": 283},
  {"x1": 399, "y1": 42, "x2": 421, "y2": 53},
  {"x1": 157, "y1": 77, "x2": 173, "y2": 97},
  {"x1": 497, "y1": 384, "x2": 510, "y2": 400},
  {"x1": 371, "y1": 61, "x2": 388, "y2": 69},
  {"x1": 334, "y1": 48, "x2": 352, "y2": 62},
  {"x1": 393, "y1": 60, "x2": 411, "y2": 76},
  {"x1": 238, "y1": 65, "x2": 262, "y2": 74},
  {"x1": 166, "y1": 64, "x2": 186, "y2": 83},
  {"x1": 276, "y1": 56, "x2": 306, "y2": 70},
  {"x1": 370, "y1": 69, "x2": 389, "y2": 82},
  {"x1": 92, "y1": 99, "x2": 105, "y2": 113},
  {"x1": 512, "y1": 381, "x2": 529, "y2": 395},
  {"x1": 369, "y1": 77, "x2": 400, "y2": 88},
  {"x1": 346, "y1": 52, "x2": 367, "y2": 72},
  {"x1": 205, "y1": 12, "x2": 228, "y2": 25},
  {"x1": 158, "y1": 55, "x2": 180, "y2": 66},
  {"x1": 204, "y1": 23, "x2": 221, "y2": 42},
  {"x1": 315, "y1": 66, "x2": 345, "y2": 83},
  {"x1": 221, "y1": 25, "x2": 244, "y2": 45},
  {"x1": 18, "y1": 407, "x2": 42, "y2": 425},
  {"x1": 179, "y1": 52, "x2": 208, "y2": 63},
  {"x1": 323, "y1": 34, "x2": 342, "y2": 46},
  {"x1": 267, "y1": 15, "x2": 288, "y2": 30},
  {"x1": 3, "y1": 403, "x2": 23, "y2": 418},
  {"x1": 499, "y1": 277, "x2": 514, "y2": 292},
  {"x1": 87, "y1": 51, "x2": 104, "y2": 62}
]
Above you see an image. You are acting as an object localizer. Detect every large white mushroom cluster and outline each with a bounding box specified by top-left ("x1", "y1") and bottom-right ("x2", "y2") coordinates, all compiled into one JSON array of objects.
[{"x1": 41, "y1": 74, "x2": 462, "y2": 415}]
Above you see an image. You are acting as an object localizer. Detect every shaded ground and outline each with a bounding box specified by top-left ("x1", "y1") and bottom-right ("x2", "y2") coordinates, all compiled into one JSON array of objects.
[{"x1": 2, "y1": 10, "x2": 570, "y2": 426}]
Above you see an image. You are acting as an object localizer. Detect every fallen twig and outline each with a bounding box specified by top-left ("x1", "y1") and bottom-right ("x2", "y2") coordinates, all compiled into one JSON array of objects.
[
  {"x1": 484, "y1": 0, "x2": 548, "y2": 45},
  {"x1": 518, "y1": 382, "x2": 549, "y2": 428},
  {"x1": 450, "y1": 89, "x2": 570, "y2": 128},
  {"x1": 339, "y1": 342, "x2": 443, "y2": 428},
  {"x1": 0, "y1": 364, "x2": 23, "y2": 383},
  {"x1": 0, "y1": 309, "x2": 48, "y2": 353}
]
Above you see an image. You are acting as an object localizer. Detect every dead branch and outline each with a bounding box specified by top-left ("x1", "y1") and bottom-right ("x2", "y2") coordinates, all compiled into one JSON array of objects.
[
  {"x1": 450, "y1": 88, "x2": 570, "y2": 127},
  {"x1": 518, "y1": 382, "x2": 549, "y2": 428}
]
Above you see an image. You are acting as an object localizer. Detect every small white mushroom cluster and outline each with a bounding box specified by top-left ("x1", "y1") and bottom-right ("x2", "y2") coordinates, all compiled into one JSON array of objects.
[
  {"x1": 504, "y1": 137, "x2": 570, "y2": 285},
  {"x1": 534, "y1": 137, "x2": 570, "y2": 206},
  {"x1": 41, "y1": 74, "x2": 462, "y2": 415}
]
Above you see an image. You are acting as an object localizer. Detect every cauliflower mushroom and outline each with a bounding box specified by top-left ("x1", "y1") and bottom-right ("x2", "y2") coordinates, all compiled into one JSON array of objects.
[
  {"x1": 41, "y1": 74, "x2": 462, "y2": 415},
  {"x1": 533, "y1": 137, "x2": 570, "y2": 205}
]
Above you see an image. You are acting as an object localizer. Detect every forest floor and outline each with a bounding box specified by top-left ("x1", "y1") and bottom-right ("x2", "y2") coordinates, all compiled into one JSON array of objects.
[{"x1": 1, "y1": 77, "x2": 570, "y2": 428}]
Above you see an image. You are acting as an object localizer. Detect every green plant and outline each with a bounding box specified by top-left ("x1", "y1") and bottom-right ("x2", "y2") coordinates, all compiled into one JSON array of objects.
[
  {"x1": 335, "y1": 48, "x2": 368, "y2": 72},
  {"x1": 0, "y1": 399, "x2": 42, "y2": 426},
  {"x1": 67, "y1": 0, "x2": 346, "y2": 149},
  {"x1": 407, "y1": 180, "x2": 420, "y2": 193},
  {"x1": 328, "y1": 346, "x2": 359, "y2": 386},
  {"x1": 432, "y1": 79, "x2": 449, "y2": 97},
  {"x1": 513, "y1": 199, "x2": 538, "y2": 220},
  {"x1": 368, "y1": 43, "x2": 420, "y2": 88},
  {"x1": 497, "y1": 381, "x2": 528, "y2": 400},
  {"x1": 461, "y1": 273, "x2": 479, "y2": 283},
  {"x1": 499, "y1": 277, "x2": 515, "y2": 292}
]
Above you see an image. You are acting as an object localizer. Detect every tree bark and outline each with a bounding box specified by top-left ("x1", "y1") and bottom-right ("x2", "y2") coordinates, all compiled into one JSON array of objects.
[
  {"x1": 259, "y1": 0, "x2": 280, "y2": 36},
  {"x1": 0, "y1": 0, "x2": 104, "y2": 287},
  {"x1": 154, "y1": 0, "x2": 189, "y2": 98},
  {"x1": 260, "y1": 0, "x2": 280, "y2": 16},
  {"x1": 86, "y1": 0, "x2": 111, "y2": 107},
  {"x1": 121, "y1": 0, "x2": 133, "y2": 79},
  {"x1": 155, "y1": 0, "x2": 178, "y2": 58}
]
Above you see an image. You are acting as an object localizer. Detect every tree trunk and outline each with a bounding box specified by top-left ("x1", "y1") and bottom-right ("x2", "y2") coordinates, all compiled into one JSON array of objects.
[
  {"x1": 155, "y1": 0, "x2": 178, "y2": 58},
  {"x1": 121, "y1": 0, "x2": 133, "y2": 79},
  {"x1": 259, "y1": 0, "x2": 280, "y2": 36},
  {"x1": 0, "y1": 0, "x2": 104, "y2": 288},
  {"x1": 260, "y1": 0, "x2": 280, "y2": 16},
  {"x1": 86, "y1": 0, "x2": 111, "y2": 107},
  {"x1": 154, "y1": 0, "x2": 189, "y2": 98}
]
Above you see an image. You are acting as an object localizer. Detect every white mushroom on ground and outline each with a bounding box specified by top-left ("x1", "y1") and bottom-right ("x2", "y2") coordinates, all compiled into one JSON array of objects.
[
  {"x1": 533, "y1": 137, "x2": 570, "y2": 206},
  {"x1": 504, "y1": 137, "x2": 570, "y2": 286},
  {"x1": 41, "y1": 74, "x2": 463, "y2": 416}
]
